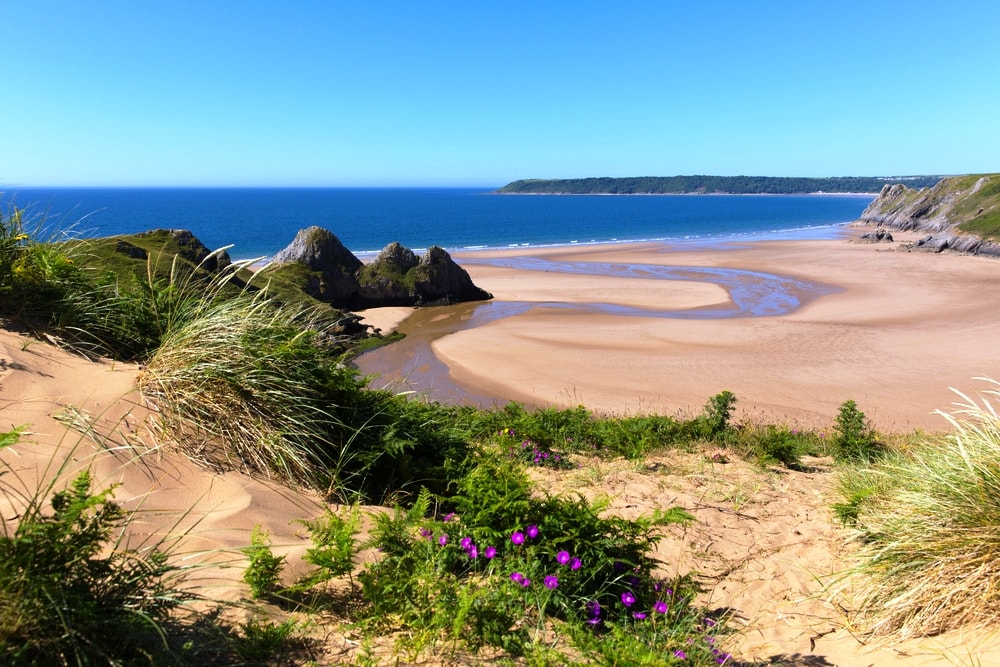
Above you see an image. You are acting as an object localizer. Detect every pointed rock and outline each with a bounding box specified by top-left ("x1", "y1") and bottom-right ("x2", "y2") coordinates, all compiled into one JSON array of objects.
[{"x1": 273, "y1": 226, "x2": 363, "y2": 303}]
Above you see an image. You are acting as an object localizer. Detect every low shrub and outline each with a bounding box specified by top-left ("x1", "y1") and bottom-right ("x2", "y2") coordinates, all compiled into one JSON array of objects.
[
  {"x1": 358, "y1": 454, "x2": 727, "y2": 662},
  {"x1": 243, "y1": 526, "x2": 286, "y2": 599},
  {"x1": 0, "y1": 427, "x2": 205, "y2": 666},
  {"x1": 832, "y1": 399, "x2": 884, "y2": 463}
]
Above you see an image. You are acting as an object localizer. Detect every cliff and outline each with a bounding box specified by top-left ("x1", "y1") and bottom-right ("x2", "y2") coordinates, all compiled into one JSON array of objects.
[{"x1": 858, "y1": 174, "x2": 1000, "y2": 257}]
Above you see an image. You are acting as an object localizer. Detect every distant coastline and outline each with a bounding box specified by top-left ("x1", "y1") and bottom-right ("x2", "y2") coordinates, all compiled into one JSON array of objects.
[{"x1": 494, "y1": 175, "x2": 944, "y2": 196}]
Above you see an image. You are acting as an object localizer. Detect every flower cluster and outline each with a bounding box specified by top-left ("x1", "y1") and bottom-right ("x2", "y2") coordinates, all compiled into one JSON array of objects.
[
  {"x1": 506, "y1": 525, "x2": 575, "y2": 590},
  {"x1": 499, "y1": 429, "x2": 574, "y2": 469},
  {"x1": 411, "y1": 511, "x2": 731, "y2": 663}
]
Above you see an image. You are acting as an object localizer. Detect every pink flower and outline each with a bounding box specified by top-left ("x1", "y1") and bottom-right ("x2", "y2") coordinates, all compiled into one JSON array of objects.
[
  {"x1": 544, "y1": 575, "x2": 559, "y2": 589},
  {"x1": 570, "y1": 557, "x2": 582, "y2": 570},
  {"x1": 526, "y1": 524, "x2": 539, "y2": 539},
  {"x1": 654, "y1": 600, "x2": 668, "y2": 614},
  {"x1": 556, "y1": 550, "x2": 571, "y2": 565},
  {"x1": 484, "y1": 546, "x2": 497, "y2": 559},
  {"x1": 621, "y1": 591, "x2": 636, "y2": 607},
  {"x1": 438, "y1": 534, "x2": 448, "y2": 546},
  {"x1": 511, "y1": 531, "x2": 525, "y2": 545}
]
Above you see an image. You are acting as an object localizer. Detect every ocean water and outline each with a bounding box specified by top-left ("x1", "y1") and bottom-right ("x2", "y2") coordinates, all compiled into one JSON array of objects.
[{"x1": 2, "y1": 187, "x2": 874, "y2": 261}]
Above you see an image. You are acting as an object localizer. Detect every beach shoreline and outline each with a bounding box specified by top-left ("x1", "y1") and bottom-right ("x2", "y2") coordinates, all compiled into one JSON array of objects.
[{"x1": 357, "y1": 225, "x2": 1000, "y2": 433}]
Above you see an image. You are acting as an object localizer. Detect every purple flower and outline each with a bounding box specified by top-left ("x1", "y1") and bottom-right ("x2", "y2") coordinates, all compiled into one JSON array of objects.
[
  {"x1": 484, "y1": 546, "x2": 497, "y2": 559},
  {"x1": 556, "y1": 550, "x2": 571, "y2": 565},
  {"x1": 544, "y1": 575, "x2": 559, "y2": 589},
  {"x1": 716, "y1": 653, "x2": 732, "y2": 664},
  {"x1": 621, "y1": 591, "x2": 636, "y2": 608},
  {"x1": 511, "y1": 531, "x2": 525, "y2": 545},
  {"x1": 526, "y1": 524, "x2": 539, "y2": 539},
  {"x1": 586, "y1": 600, "x2": 601, "y2": 617},
  {"x1": 460, "y1": 536, "x2": 472, "y2": 550},
  {"x1": 510, "y1": 572, "x2": 524, "y2": 583},
  {"x1": 419, "y1": 527, "x2": 432, "y2": 540},
  {"x1": 570, "y1": 557, "x2": 582, "y2": 570},
  {"x1": 442, "y1": 512, "x2": 456, "y2": 522},
  {"x1": 704, "y1": 617, "x2": 717, "y2": 628},
  {"x1": 673, "y1": 649, "x2": 687, "y2": 659},
  {"x1": 521, "y1": 577, "x2": 531, "y2": 587},
  {"x1": 468, "y1": 545, "x2": 478, "y2": 559},
  {"x1": 654, "y1": 600, "x2": 668, "y2": 614},
  {"x1": 633, "y1": 612, "x2": 647, "y2": 620},
  {"x1": 438, "y1": 534, "x2": 448, "y2": 546}
]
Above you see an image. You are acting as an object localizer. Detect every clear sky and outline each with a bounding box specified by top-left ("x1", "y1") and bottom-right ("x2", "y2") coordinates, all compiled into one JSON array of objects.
[{"x1": 3, "y1": 1, "x2": 998, "y2": 187}]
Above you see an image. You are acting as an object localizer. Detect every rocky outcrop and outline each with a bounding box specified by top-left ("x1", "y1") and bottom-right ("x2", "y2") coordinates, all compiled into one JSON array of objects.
[
  {"x1": 273, "y1": 226, "x2": 363, "y2": 304},
  {"x1": 272, "y1": 229, "x2": 493, "y2": 309},
  {"x1": 857, "y1": 175, "x2": 1000, "y2": 258},
  {"x1": 856, "y1": 228, "x2": 894, "y2": 244},
  {"x1": 413, "y1": 245, "x2": 494, "y2": 305}
]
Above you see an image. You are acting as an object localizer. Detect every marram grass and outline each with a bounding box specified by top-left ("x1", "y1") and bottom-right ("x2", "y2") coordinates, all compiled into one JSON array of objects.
[
  {"x1": 139, "y1": 288, "x2": 350, "y2": 489},
  {"x1": 839, "y1": 378, "x2": 1000, "y2": 639}
]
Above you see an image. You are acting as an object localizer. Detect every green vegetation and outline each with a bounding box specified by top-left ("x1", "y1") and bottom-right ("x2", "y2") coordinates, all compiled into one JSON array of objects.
[
  {"x1": 0, "y1": 465, "x2": 186, "y2": 665},
  {"x1": 951, "y1": 174, "x2": 1000, "y2": 240},
  {"x1": 243, "y1": 526, "x2": 286, "y2": 599},
  {"x1": 831, "y1": 399, "x2": 884, "y2": 463},
  {"x1": 496, "y1": 175, "x2": 943, "y2": 195},
  {"x1": 834, "y1": 380, "x2": 1000, "y2": 638},
  {"x1": 3, "y1": 202, "x2": 1000, "y2": 662},
  {"x1": 0, "y1": 434, "x2": 285, "y2": 666}
]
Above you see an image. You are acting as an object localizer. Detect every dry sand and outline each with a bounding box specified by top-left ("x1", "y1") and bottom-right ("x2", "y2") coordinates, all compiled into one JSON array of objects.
[{"x1": 360, "y1": 227, "x2": 1000, "y2": 433}]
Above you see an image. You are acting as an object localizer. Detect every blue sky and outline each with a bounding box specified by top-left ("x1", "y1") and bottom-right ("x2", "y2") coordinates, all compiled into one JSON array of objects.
[{"x1": 3, "y1": 1, "x2": 998, "y2": 187}]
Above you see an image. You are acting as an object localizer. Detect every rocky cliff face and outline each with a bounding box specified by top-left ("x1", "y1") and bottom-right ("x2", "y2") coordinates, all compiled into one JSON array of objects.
[
  {"x1": 272, "y1": 229, "x2": 493, "y2": 309},
  {"x1": 273, "y1": 226, "x2": 364, "y2": 304},
  {"x1": 858, "y1": 175, "x2": 1000, "y2": 257}
]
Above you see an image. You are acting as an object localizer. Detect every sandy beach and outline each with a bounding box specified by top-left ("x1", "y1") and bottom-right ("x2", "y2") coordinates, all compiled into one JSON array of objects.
[
  {"x1": 5, "y1": 224, "x2": 1000, "y2": 664},
  {"x1": 358, "y1": 227, "x2": 1000, "y2": 433}
]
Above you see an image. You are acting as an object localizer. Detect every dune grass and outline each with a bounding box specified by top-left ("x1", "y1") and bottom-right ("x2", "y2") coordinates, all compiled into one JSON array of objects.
[{"x1": 835, "y1": 378, "x2": 1000, "y2": 638}]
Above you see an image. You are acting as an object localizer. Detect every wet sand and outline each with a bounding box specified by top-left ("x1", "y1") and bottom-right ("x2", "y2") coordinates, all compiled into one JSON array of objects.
[{"x1": 357, "y1": 228, "x2": 1000, "y2": 432}]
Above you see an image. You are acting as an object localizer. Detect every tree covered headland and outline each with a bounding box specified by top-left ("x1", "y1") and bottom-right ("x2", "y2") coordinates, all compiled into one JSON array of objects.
[{"x1": 495, "y1": 175, "x2": 944, "y2": 195}]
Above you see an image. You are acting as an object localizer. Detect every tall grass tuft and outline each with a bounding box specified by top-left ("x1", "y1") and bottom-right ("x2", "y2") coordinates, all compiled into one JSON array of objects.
[
  {"x1": 138, "y1": 284, "x2": 355, "y2": 489},
  {"x1": 837, "y1": 378, "x2": 1000, "y2": 638}
]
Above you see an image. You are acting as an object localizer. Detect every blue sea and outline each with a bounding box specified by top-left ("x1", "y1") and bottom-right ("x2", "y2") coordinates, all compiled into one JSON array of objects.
[{"x1": 1, "y1": 187, "x2": 874, "y2": 261}]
